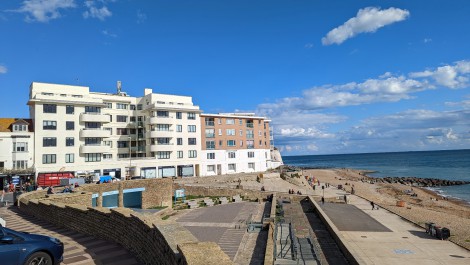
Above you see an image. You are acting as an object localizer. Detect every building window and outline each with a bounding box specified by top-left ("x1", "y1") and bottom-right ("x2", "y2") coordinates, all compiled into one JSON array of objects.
[
  {"x1": 85, "y1": 122, "x2": 100, "y2": 129},
  {"x1": 207, "y1": 153, "x2": 215, "y2": 159},
  {"x1": 116, "y1": 128, "x2": 128, "y2": 135},
  {"x1": 103, "y1": 141, "x2": 112, "y2": 147},
  {"x1": 226, "y1": 129, "x2": 235, "y2": 135},
  {"x1": 218, "y1": 129, "x2": 222, "y2": 135},
  {"x1": 176, "y1": 112, "x2": 182, "y2": 119},
  {"x1": 239, "y1": 130, "x2": 243, "y2": 136},
  {"x1": 85, "y1": 106, "x2": 101, "y2": 113},
  {"x1": 116, "y1": 103, "x2": 128, "y2": 109},
  {"x1": 65, "y1": 153, "x2": 74, "y2": 163},
  {"x1": 156, "y1": 124, "x2": 170, "y2": 131},
  {"x1": 85, "y1": 153, "x2": 101, "y2": 162},
  {"x1": 42, "y1": 154, "x2": 56, "y2": 164},
  {"x1": 43, "y1": 137, "x2": 57, "y2": 147},
  {"x1": 13, "y1": 142, "x2": 28, "y2": 152},
  {"x1": 66, "y1": 105, "x2": 74, "y2": 114},
  {"x1": 13, "y1": 160, "x2": 28, "y2": 169},
  {"x1": 219, "y1": 140, "x2": 223, "y2": 147},
  {"x1": 85, "y1": 138, "x2": 100, "y2": 145},
  {"x1": 137, "y1": 104, "x2": 143, "y2": 110},
  {"x1": 248, "y1": 163, "x2": 255, "y2": 170},
  {"x1": 205, "y1": 118, "x2": 214, "y2": 126},
  {"x1": 246, "y1": 130, "x2": 254, "y2": 139},
  {"x1": 43, "y1": 104, "x2": 57, "y2": 113},
  {"x1": 226, "y1": 119, "x2": 234, "y2": 125},
  {"x1": 13, "y1": 124, "x2": 27, "y2": 132},
  {"x1": 66, "y1": 137, "x2": 74, "y2": 147},
  {"x1": 247, "y1": 140, "x2": 254, "y2": 149},
  {"x1": 205, "y1": 129, "x2": 215, "y2": 138},
  {"x1": 130, "y1": 104, "x2": 136, "y2": 110},
  {"x1": 157, "y1": 138, "x2": 171, "y2": 145},
  {"x1": 188, "y1": 150, "x2": 197, "y2": 158},
  {"x1": 228, "y1": 163, "x2": 236, "y2": 171},
  {"x1": 104, "y1": 102, "x2": 112, "y2": 108},
  {"x1": 157, "y1": 151, "x2": 171, "y2": 159},
  {"x1": 239, "y1": 119, "x2": 243, "y2": 125},
  {"x1": 218, "y1": 118, "x2": 222, "y2": 124},
  {"x1": 206, "y1": 140, "x2": 215, "y2": 149},
  {"x1": 227, "y1": 140, "x2": 236, "y2": 147},
  {"x1": 103, "y1": 154, "x2": 112, "y2": 160},
  {"x1": 117, "y1": 141, "x2": 129, "y2": 148},
  {"x1": 177, "y1": 138, "x2": 183, "y2": 145},
  {"x1": 177, "y1": 151, "x2": 183, "y2": 158},
  {"x1": 176, "y1": 125, "x2": 182, "y2": 132},
  {"x1": 188, "y1": 125, "x2": 196, "y2": 132},
  {"x1": 43, "y1": 120, "x2": 57, "y2": 130},
  {"x1": 157, "y1": 111, "x2": 169, "y2": 117},
  {"x1": 187, "y1": 112, "x2": 196, "y2": 120},
  {"x1": 118, "y1": 153, "x2": 129, "y2": 158},
  {"x1": 248, "y1": 151, "x2": 255, "y2": 158},
  {"x1": 228, "y1": 151, "x2": 236, "y2": 159},
  {"x1": 117, "y1": 115, "x2": 128, "y2": 122},
  {"x1": 207, "y1": 165, "x2": 215, "y2": 172},
  {"x1": 188, "y1": 138, "x2": 197, "y2": 145},
  {"x1": 259, "y1": 130, "x2": 262, "y2": 136},
  {"x1": 104, "y1": 127, "x2": 112, "y2": 135},
  {"x1": 66, "y1": 121, "x2": 74, "y2": 130}
]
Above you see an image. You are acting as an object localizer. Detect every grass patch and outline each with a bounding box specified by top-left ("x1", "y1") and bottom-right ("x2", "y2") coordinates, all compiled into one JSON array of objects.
[{"x1": 148, "y1": 206, "x2": 168, "y2": 210}]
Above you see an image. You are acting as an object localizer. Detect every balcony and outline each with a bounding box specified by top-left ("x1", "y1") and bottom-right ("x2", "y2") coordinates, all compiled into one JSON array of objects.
[
  {"x1": 149, "y1": 116, "x2": 172, "y2": 124},
  {"x1": 80, "y1": 113, "x2": 110, "y2": 123},
  {"x1": 246, "y1": 123, "x2": 254, "y2": 128},
  {"x1": 130, "y1": 146, "x2": 146, "y2": 152},
  {"x1": 149, "y1": 130, "x2": 173, "y2": 138},
  {"x1": 205, "y1": 121, "x2": 215, "y2": 126},
  {"x1": 80, "y1": 128, "x2": 111, "y2": 138},
  {"x1": 205, "y1": 133, "x2": 215, "y2": 138},
  {"x1": 149, "y1": 144, "x2": 174, "y2": 152},
  {"x1": 80, "y1": 144, "x2": 111, "y2": 153}
]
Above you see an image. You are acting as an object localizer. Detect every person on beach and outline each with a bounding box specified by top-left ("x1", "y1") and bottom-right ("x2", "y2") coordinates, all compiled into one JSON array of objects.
[
  {"x1": 370, "y1": 201, "x2": 375, "y2": 210},
  {"x1": 321, "y1": 197, "x2": 325, "y2": 205}
]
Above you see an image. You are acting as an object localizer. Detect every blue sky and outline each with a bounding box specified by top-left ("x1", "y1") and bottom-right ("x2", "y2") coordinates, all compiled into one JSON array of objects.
[{"x1": 1, "y1": 0, "x2": 470, "y2": 155}]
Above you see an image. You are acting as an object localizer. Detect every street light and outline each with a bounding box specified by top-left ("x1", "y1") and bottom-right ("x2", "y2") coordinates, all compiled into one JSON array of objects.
[{"x1": 128, "y1": 136, "x2": 132, "y2": 179}]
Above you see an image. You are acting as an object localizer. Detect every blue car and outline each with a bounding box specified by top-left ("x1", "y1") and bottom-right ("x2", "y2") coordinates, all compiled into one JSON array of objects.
[{"x1": 0, "y1": 225, "x2": 64, "y2": 265}]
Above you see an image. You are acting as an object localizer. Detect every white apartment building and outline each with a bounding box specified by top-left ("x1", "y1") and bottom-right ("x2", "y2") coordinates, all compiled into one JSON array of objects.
[
  {"x1": 0, "y1": 118, "x2": 35, "y2": 184},
  {"x1": 28, "y1": 82, "x2": 202, "y2": 179},
  {"x1": 199, "y1": 113, "x2": 275, "y2": 176}
]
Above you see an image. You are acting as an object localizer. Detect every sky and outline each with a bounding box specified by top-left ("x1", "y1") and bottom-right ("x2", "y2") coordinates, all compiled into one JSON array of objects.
[{"x1": 1, "y1": 0, "x2": 470, "y2": 156}]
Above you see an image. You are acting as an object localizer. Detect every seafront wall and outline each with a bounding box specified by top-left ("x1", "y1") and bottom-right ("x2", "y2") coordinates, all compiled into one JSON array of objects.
[
  {"x1": 17, "y1": 178, "x2": 232, "y2": 265},
  {"x1": 173, "y1": 183, "x2": 266, "y2": 200},
  {"x1": 18, "y1": 196, "x2": 178, "y2": 265}
]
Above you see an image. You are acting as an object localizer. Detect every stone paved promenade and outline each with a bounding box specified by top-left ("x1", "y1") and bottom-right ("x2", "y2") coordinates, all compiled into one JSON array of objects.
[
  {"x1": 317, "y1": 187, "x2": 470, "y2": 265},
  {"x1": 0, "y1": 205, "x2": 141, "y2": 265}
]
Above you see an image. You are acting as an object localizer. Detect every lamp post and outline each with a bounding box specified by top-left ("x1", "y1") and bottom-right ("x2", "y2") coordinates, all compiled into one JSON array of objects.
[{"x1": 128, "y1": 136, "x2": 132, "y2": 179}]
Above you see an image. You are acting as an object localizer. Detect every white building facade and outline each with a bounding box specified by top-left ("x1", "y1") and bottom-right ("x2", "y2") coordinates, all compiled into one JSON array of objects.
[{"x1": 28, "y1": 82, "x2": 202, "y2": 179}]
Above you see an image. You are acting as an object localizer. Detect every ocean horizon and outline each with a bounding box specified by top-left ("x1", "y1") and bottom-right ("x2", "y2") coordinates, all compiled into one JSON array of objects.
[{"x1": 283, "y1": 149, "x2": 470, "y2": 203}]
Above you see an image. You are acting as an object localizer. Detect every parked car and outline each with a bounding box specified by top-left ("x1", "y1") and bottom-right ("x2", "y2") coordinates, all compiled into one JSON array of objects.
[{"x1": 0, "y1": 224, "x2": 64, "y2": 265}]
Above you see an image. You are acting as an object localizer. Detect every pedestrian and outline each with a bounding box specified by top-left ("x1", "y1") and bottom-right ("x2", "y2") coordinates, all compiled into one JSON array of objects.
[
  {"x1": 370, "y1": 201, "x2": 375, "y2": 210},
  {"x1": 321, "y1": 196, "x2": 325, "y2": 205},
  {"x1": 47, "y1": 186, "x2": 55, "y2": 195}
]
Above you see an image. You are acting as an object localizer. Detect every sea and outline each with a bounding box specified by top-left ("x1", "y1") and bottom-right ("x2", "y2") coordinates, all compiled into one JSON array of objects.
[{"x1": 283, "y1": 149, "x2": 470, "y2": 204}]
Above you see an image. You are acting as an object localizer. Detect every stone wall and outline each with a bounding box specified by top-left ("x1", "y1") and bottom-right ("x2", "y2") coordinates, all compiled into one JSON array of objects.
[
  {"x1": 173, "y1": 183, "x2": 267, "y2": 201},
  {"x1": 18, "y1": 196, "x2": 177, "y2": 265}
]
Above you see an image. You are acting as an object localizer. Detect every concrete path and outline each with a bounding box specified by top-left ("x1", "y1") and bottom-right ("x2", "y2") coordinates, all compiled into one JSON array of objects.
[
  {"x1": 0, "y1": 205, "x2": 142, "y2": 265},
  {"x1": 317, "y1": 187, "x2": 470, "y2": 265}
]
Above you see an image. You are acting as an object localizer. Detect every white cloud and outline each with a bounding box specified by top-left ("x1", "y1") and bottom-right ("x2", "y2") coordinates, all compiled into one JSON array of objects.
[
  {"x1": 137, "y1": 9, "x2": 147, "y2": 24},
  {"x1": 322, "y1": 7, "x2": 410, "y2": 45},
  {"x1": 102, "y1": 30, "x2": 117, "y2": 38},
  {"x1": 258, "y1": 60, "x2": 470, "y2": 154},
  {"x1": 83, "y1": 0, "x2": 112, "y2": 21},
  {"x1": 410, "y1": 60, "x2": 470, "y2": 89},
  {"x1": 0, "y1": 65, "x2": 7, "y2": 74},
  {"x1": 14, "y1": 0, "x2": 76, "y2": 22},
  {"x1": 424, "y1": 38, "x2": 432, "y2": 43}
]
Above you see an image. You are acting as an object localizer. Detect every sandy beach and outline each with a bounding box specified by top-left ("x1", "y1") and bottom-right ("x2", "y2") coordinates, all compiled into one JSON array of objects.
[{"x1": 304, "y1": 169, "x2": 470, "y2": 250}]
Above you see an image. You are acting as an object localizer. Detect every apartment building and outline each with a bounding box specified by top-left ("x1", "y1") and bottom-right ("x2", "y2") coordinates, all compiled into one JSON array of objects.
[
  {"x1": 27, "y1": 82, "x2": 202, "y2": 179},
  {"x1": 200, "y1": 113, "x2": 273, "y2": 176},
  {"x1": 0, "y1": 118, "x2": 35, "y2": 184}
]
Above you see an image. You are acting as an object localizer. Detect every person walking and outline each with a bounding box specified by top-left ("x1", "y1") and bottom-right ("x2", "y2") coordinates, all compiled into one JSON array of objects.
[
  {"x1": 370, "y1": 201, "x2": 375, "y2": 210},
  {"x1": 321, "y1": 196, "x2": 325, "y2": 205}
]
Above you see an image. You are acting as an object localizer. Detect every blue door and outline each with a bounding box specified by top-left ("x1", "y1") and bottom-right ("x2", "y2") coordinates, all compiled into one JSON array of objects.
[
  {"x1": 102, "y1": 190, "x2": 119, "y2": 208},
  {"x1": 123, "y1": 188, "x2": 145, "y2": 208}
]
